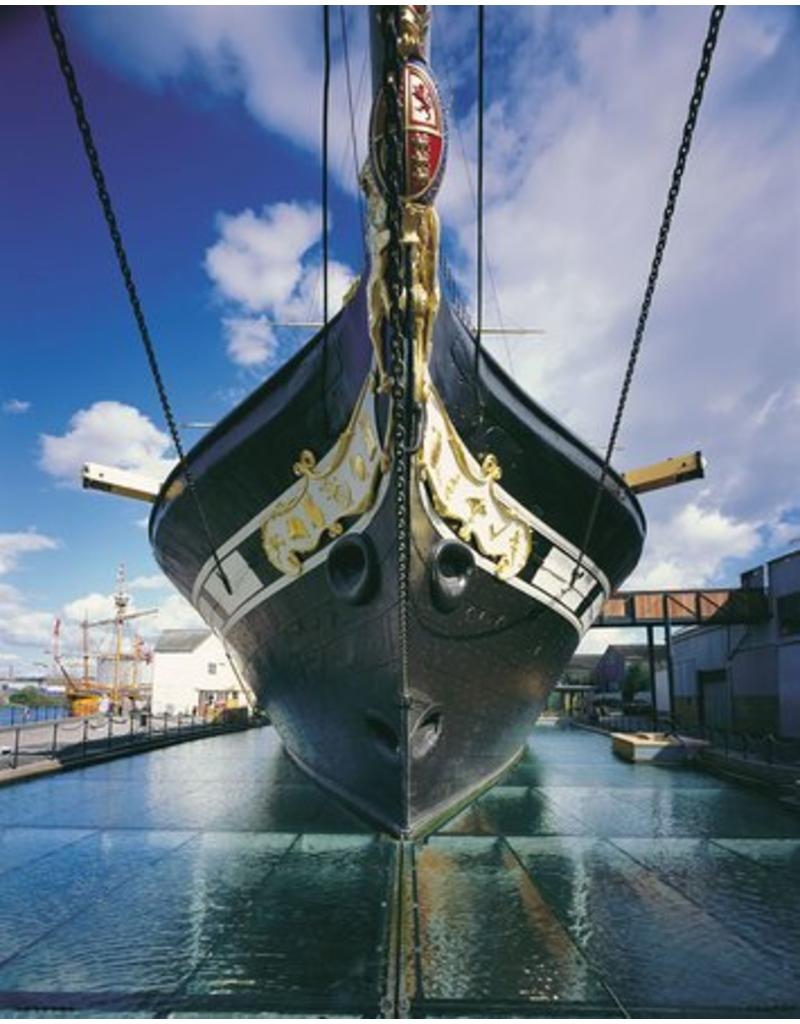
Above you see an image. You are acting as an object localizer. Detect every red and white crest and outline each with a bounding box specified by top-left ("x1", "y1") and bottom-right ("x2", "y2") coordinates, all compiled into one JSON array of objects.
[{"x1": 370, "y1": 60, "x2": 446, "y2": 204}]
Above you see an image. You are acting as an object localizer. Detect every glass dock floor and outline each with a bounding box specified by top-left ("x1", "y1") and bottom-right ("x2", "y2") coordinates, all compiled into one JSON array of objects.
[{"x1": 0, "y1": 723, "x2": 798, "y2": 1017}]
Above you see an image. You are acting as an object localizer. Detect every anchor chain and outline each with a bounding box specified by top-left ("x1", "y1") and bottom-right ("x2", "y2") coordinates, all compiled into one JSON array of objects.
[
  {"x1": 382, "y1": 9, "x2": 413, "y2": 695},
  {"x1": 43, "y1": 6, "x2": 232, "y2": 594},
  {"x1": 572, "y1": 5, "x2": 726, "y2": 584}
]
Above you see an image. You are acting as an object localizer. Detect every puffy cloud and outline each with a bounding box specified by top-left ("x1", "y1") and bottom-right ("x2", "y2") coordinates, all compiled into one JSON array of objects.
[
  {"x1": 223, "y1": 317, "x2": 278, "y2": 369},
  {"x1": 0, "y1": 533, "x2": 60, "y2": 655},
  {"x1": 59, "y1": 579, "x2": 203, "y2": 661},
  {"x1": 0, "y1": 531, "x2": 59, "y2": 576},
  {"x1": 39, "y1": 401, "x2": 177, "y2": 488},
  {"x1": 628, "y1": 499, "x2": 762, "y2": 591},
  {"x1": 153, "y1": 593, "x2": 205, "y2": 631},
  {"x1": 72, "y1": 7, "x2": 371, "y2": 193},
  {"x1": 207, "y1": 203, "x2": 322, "y2": 313},
  {"x1": 68, "y1": 8, "x2": 797, "y2": 599},
  {"x1": 62, "y1": 591, "x2": 118, "y2": 626},
  {"x1": 435, "y1": 6, "x2": 798, "y2": 591},
  {"x1": 206, "y1": 201, "x2": 356, "y2": 368},
  {"x1": 2, "y1": 399, "x2": 30, "y2": 414},
  {"x1": 128, "y1": 574, "x2": 170, "y2": 592},
  {"x1": 0, "y1": 582, "x2": 54, "y2": 650}
]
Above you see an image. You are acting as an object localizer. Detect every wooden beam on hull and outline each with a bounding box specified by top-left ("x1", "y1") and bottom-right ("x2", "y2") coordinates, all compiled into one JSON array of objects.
[
  {"x1": 622, "y1": 450, "x2": 705, "y2": 495},
  {"x1": 82, "y1": 462, "x2": 161, "y2": 503}
]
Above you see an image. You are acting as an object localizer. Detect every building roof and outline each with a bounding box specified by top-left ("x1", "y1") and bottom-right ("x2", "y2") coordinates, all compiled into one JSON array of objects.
[
  {"x1": 154, "y1": 629, "x2": 212, "y2": 653},
  {"x1": 568, "y1": 654, "x2": 602, "y2": 670},
  {"x1": 602, "y1": 644, "x2": 666, "y2": 660}
]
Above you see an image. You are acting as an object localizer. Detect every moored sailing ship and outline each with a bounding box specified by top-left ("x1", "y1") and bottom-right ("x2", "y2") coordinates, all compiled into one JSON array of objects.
[{"x1": 148, "y1": 6, "x2": 646, "y2": 836}]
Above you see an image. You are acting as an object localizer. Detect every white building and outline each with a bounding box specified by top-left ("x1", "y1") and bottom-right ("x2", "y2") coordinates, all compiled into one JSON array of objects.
[{"x1": 151, "y1": 629, "x2": 243, "y2": 716}]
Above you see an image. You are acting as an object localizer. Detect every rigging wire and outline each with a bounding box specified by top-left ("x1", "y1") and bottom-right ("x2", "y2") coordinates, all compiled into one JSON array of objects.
[
  {"x1": 320, "y1": 5, "x2": 331, "y2": 432},
  {"x1": 340, "y1": 5, "x2": 366, "y2": 253},
  {"x1": 322, "y1": 5, "x2": 331, "y2": 332},
  {"x1": 473, "y1": 5, "x2": 486, "y2": 415},
  {"x1": 438, "y1": 31, "x2": 516, "y2": 379},
  {"x1": 43, "y1": 5, "x2": 232, "y2": 595},
  {"x1": 571, "y1": 5, "x2": 726, "y2": 586},
  {"x1": 303, "y1": 22, "x2": 369, "y2": 327}
]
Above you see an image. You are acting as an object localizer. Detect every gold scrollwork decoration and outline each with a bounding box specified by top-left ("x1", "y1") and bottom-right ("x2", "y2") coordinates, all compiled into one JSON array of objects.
[
  {"x1": 418, "y1": 389, "x2": 534, "y2": 579},
  {"x1": 260, "y1": 380, "x2": 386, "y2": 576}
]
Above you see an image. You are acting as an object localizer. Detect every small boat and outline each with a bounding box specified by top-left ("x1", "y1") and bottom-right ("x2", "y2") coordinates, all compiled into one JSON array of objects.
[
  {"x1": 148, "y1": 7, "x2": 645, "y2": 836},
  {"x1": 612, "y1": 731, "x2": 709, "y2": 764}
]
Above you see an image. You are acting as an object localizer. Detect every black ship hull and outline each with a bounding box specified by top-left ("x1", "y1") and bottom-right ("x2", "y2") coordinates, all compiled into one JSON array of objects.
[{"x1": 150, "y1": 280, "x2": 644, "y2": 836}]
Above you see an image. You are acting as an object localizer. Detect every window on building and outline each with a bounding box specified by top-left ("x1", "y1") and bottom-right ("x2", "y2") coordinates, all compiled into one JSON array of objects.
[
  {"x1": 777, "y1": 591, "x2": 800, "y2": 636},
  {"x1": 207, "y1": 662, "x2": 217, "y2": 675}
]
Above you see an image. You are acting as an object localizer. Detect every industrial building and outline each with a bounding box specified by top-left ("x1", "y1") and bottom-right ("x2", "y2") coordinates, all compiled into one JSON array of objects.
[
  {"x1": 151, "y1": 629, "x2": 243, "y2": 716},
  {"x1": 671, "y1": 549, "x2": 800, "y2": 737}
]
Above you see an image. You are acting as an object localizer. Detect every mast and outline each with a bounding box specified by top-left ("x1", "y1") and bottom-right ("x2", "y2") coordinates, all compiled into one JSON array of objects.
[
  {"x1": 112, "y1": 563, "x2": 128, "y2": 710},
  {"x1": 81, "y1": 614, "x2": 90, "y2": 688}
]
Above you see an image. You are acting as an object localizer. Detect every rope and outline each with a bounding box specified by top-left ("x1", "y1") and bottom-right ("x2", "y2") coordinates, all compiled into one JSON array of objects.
[
  {"x1": 43, "y1": 6, "x2": 232, "y2": 595},
  {"x1": 571, "y1": 5, "x2": 725, "y2": 585},
  {"x1": 473, "y1": 5, "x2": 486, "y2": 414}
]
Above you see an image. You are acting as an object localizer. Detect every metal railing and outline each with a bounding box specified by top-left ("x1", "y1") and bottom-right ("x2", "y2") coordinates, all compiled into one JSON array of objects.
[
  {"x1": 0, "y1": 709, "x2": 250, "y2": 772},
  {"x1": 681, "y1": 724, "x2": 800, "y2": 767},
  {"x1": 573, "y1": 712, "x2": 800, "y2": 767}
]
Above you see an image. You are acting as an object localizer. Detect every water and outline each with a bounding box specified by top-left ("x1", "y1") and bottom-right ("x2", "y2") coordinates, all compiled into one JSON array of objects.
[{"x1": 0, "y1": 725, "x2": 798, "y2": 1015}]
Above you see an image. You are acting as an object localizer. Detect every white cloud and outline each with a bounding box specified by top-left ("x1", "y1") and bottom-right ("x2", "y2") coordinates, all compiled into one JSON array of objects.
[
  {"x1": 62, "y1": 591, "x2": 118, "y2": 626},
  {"x1": 628, "y1": 500, "x2": 762, "y2": 591},
  {"x1": 0, "y1": 531, "x2": 59, "y2": 576},
  {"x1": 207, "y1": 203, "x2": 322, "y2": 313},
  {"x1": 435, "y1": 6, "x2": 798, "y2": 589},
  {"x1": 73, "y1": 7, "x2": 371, "y2": 194},
  {"x1": 277, "y1": 260, "x2": 354, "y2": 326},
  {"x1": 128, "y1": 574, "x2": 170, "y2": 592},
  {"x1": 153, "y1": 593, "x2": 205, "y2": 631},
  {"x1": 67, "y1": 8, "x2": 798, "y2": 597},
  {"x1": 223, "y1": 317, "x2": 278, "y2": 369},
  {"x1": 0, "y1": 533, "x2": 60, "y2": 654},
  {"x1": 0, "y1": 582, "x2": 54, "y2": 650},
  {"x1": 2, "y1": 399, "x2": 30, "y2": 415},
  {"x1": 206, "y1": 201, "x2": 356, "y2": 368},
  {"x1": 39, "y1": 401, "x2": 177, "y2": 488}
]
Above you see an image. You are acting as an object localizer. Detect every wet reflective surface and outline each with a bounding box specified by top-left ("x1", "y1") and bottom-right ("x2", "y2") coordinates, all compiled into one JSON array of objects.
[{"x1": 0, "y1": 724, "x2": 798, "y2": 1015}]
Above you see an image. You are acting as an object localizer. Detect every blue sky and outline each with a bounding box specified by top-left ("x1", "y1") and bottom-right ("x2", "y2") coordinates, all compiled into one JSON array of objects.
[{"x1": 1, "y1": 5, "x2": 798, "y2": 672}]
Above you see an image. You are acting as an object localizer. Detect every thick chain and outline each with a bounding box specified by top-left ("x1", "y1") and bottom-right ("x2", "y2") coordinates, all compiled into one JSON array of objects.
[
  {"x1": 573, "y1": 5, "x2": 725, "y2": 582},
  {"x1": 382, "y1": 10, "x2": 412, "y2": 692},
  {"x1": 43, "y1": 6, "x2": 231, "y2": 594}
]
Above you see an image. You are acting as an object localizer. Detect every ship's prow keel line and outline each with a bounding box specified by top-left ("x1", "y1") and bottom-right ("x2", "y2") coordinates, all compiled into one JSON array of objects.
[{"x1": 287, "y1": 738, "x2": 525, "y2": 840}]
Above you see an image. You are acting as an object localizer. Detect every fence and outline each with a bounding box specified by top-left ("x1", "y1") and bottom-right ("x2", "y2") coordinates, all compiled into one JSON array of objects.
[
  {"x1": 0, "y1": 704, "x2": 67, "y2": 727},
  {"x1": 0, "y1": 710, "x2": 250, "y2": 772}
]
